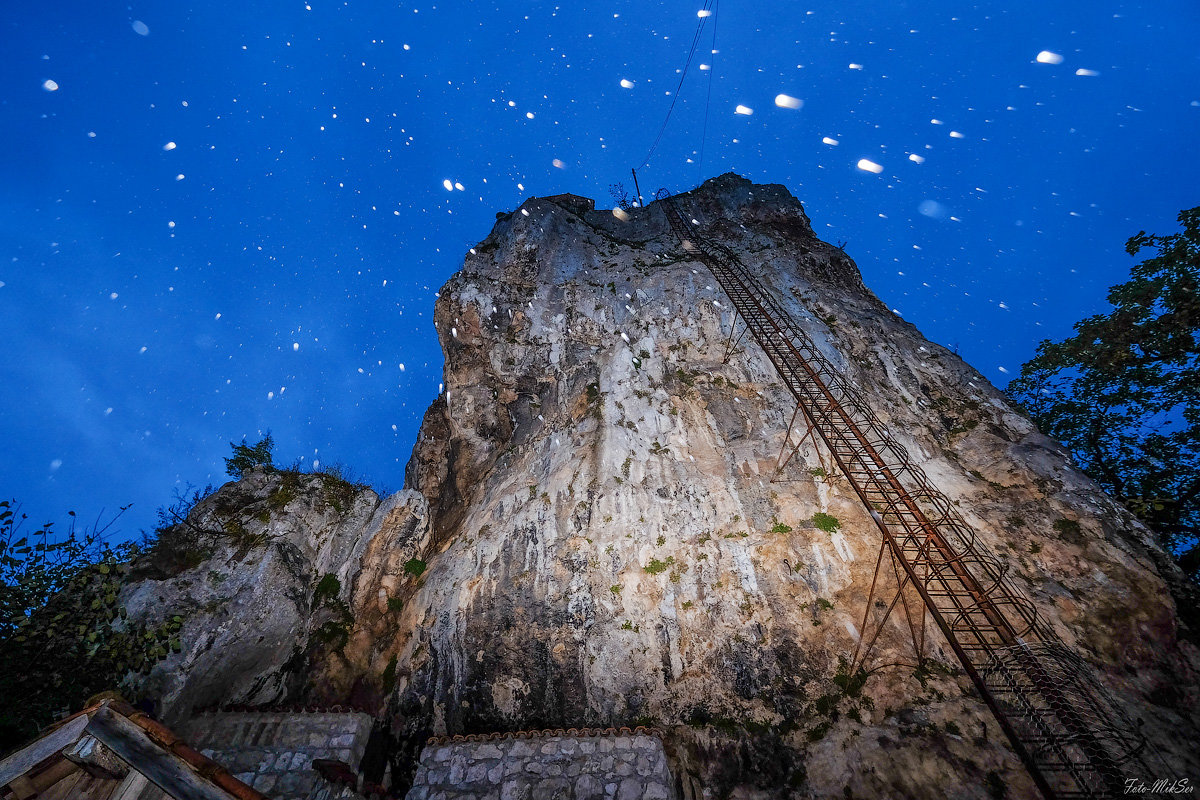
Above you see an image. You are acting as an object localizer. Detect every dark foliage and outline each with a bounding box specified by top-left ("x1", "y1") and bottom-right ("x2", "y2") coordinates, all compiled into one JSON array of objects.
[
  {"x1": 1008, "y1": 207, "x2": 1200, "y2": 581},
  {"x1": 136, "y1": 484, "x2": 218, "y2": 578},
  {"x1": 608, "y1": 182, "x2": 633, "y2": 210},
  {"x1": 0, "y1": 501, "x2": 181, "y2": 752},
  {"x1": 224, "y1": 433, "x2": 275, "y2": 478}
]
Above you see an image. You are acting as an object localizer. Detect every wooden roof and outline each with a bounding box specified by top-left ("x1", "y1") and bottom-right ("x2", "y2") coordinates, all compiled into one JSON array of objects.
[{"x1": 0, "y1": 699, "x2": 267, "y2": 800}]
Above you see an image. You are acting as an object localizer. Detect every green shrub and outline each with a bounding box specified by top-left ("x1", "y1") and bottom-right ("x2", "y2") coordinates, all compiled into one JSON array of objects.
[
  {"x1": 268, "y1": 472, "x2": 300, "y2": 510},
  {"x1": 221, "y1": 518, "x2": 267, "y2": 549},
  {"x1": 403, "y1": 558, "x2": 427, "y2": 577},
  {"x1": 225, "y1": 434, "x2": 274, "y2": 478},
  {"x1": 769, "y1": 522, "x2": 793, "y2": 534},
  {"x1": 314, "y1": 620, "x2": 350, "y2": 651},
  {"x1": 318, "y1": 470, "x2": 364, "y2": 514},
  {"x1": 812, "y1": 512, "x2": 841, "y2": 533},
  {"x1": 806, "y1": 721, "x2": 832, "y2": 742},
  {"x1": 644, "y1": 557, "x2": 674, "y2": 575},
  {"x1": 312, "y1": 573, "x2": 341, "y2": 608}
]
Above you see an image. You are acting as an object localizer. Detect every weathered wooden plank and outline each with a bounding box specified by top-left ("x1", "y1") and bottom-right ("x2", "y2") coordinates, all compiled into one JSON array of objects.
[
  {"x1": 33, "y1": 768, "x2": 88, "y2": 800},
  {"x1": 7, "y1": 773, "x2": 37, "y2": 800},
  {"x1": 26, "y1": 758, "x2": 82, "y2": 795},
  {"x1": 0, "y1": 713, "x2": 89, "y2": 789},
  {"x1": 85, "y1": 707, "x2": 234, "y2": 800},
  {"x1": 139, "y1": 782, "x2": 174, "y2": 800},
  {"x1": 109, "y1": 771, "x2": 151, "y2": 800}
]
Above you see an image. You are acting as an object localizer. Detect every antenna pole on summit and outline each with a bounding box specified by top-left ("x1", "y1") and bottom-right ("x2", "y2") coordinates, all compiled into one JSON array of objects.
[{"x1": 631, "y1": 169, "x2": 643, "y2": 207}]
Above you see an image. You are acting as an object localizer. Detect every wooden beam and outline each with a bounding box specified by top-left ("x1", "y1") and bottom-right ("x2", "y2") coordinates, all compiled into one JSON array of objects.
[
  {"x1": 85, "y1": 706, "x2": 236, "y2": 800},
  {"x1": 0, "y1": 714, "x2": 90, "y2": 789}
]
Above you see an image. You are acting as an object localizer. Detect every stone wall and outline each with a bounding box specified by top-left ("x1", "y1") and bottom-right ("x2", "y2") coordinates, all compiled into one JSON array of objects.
[
  {"x1": 405, "y1": 729, "x2": 675, "y2": 800},
  {"x1": 183, "y1": 709, "x2": 374, "y2": 799}
]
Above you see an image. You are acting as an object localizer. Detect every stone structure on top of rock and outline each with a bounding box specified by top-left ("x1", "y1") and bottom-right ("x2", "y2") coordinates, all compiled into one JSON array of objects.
[{"x1": 118, "y1": 173, "x2": 1199, "y2": 799}]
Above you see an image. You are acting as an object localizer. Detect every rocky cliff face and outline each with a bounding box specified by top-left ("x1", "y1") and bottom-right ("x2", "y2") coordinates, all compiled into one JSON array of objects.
[{"x1": 131, "y1": 174, "x2": 1199, "y2": 798}]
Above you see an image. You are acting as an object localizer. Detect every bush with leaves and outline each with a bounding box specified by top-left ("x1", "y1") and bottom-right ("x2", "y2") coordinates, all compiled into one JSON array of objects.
[
  {"x1": 1008, "y1": 207, "x2": 1199, "y2": 582},
  {"x1": 0, "y1": 501, "x2": 182, "y2": 752},
  {"x1": 224, "y1": 433, "x2": 275, "y2": 479}
]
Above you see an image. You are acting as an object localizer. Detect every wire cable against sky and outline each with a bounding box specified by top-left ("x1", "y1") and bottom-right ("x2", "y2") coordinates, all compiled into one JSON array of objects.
[
  {"x1": 634, "y1": 1, "x2": 715, "y2": 171},
  {"x1": 696, "y1": 0, "x2": 719, "y2": 182}
]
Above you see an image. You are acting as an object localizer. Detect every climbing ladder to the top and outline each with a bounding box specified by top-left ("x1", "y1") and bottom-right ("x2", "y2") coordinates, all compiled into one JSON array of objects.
[{"x1": 655, "y1": 189, "x2": 1149, "y2": 800}]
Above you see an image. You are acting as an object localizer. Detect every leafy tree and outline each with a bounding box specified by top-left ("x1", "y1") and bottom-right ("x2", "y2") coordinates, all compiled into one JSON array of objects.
[
  {"x1": 224, "y1": 433, "x2": 275, "y2": 478},
  {"x1": 0, "y1": 501, "x2": 181, "y2": 751},
  {"x1": 1008, "y1": 207, "x2": 1199, "y2": 581}
]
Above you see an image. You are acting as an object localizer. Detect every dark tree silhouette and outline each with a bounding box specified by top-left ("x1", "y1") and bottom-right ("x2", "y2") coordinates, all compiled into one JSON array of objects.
[
  {"x1": 1008, "y1": 207, "x2": 1200, "y2": 583},
  {"x1": 0, "y1": 501, "x2": 181, "y2": 751}
]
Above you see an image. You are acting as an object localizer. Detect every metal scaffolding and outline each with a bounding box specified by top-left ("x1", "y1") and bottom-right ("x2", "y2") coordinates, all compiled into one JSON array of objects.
[{"x1": 657, "y1": 189, "x2": 1148, "y2": 799}]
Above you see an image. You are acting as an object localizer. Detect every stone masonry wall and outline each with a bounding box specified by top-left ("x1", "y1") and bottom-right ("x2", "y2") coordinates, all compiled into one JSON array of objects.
[
  {"x1": 405, "y1": 729, "x2": 675, "y2": 800},
  {"x1": 184, "y1": 709, "x2": 374, "y2": 799}
]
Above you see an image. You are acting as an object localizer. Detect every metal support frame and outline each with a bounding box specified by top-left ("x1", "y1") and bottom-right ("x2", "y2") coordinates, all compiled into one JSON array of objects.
[
  {"x1": 848, "y1": 540, "x2": 929, "y2": 674},
  {"x1": 656, "y1": 188, "x2": 1150, "y2": 800},
  {"x1": 771, "y1": 405, "x2": 834, "y2": 484},
  {"x1": 720, "y1": 312, "x2": 750, "y2": 363}
]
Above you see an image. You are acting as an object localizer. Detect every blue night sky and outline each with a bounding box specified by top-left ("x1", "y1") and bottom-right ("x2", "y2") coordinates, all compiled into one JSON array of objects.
[{"x1": 2, "y1": 1, "x2": 1197, "y2": 539}]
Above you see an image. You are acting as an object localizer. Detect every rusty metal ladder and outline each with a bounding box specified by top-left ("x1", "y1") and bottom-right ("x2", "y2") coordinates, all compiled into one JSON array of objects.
[{"x1": 656, "y1": 189, "x2": 1148, "y2": 799}]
